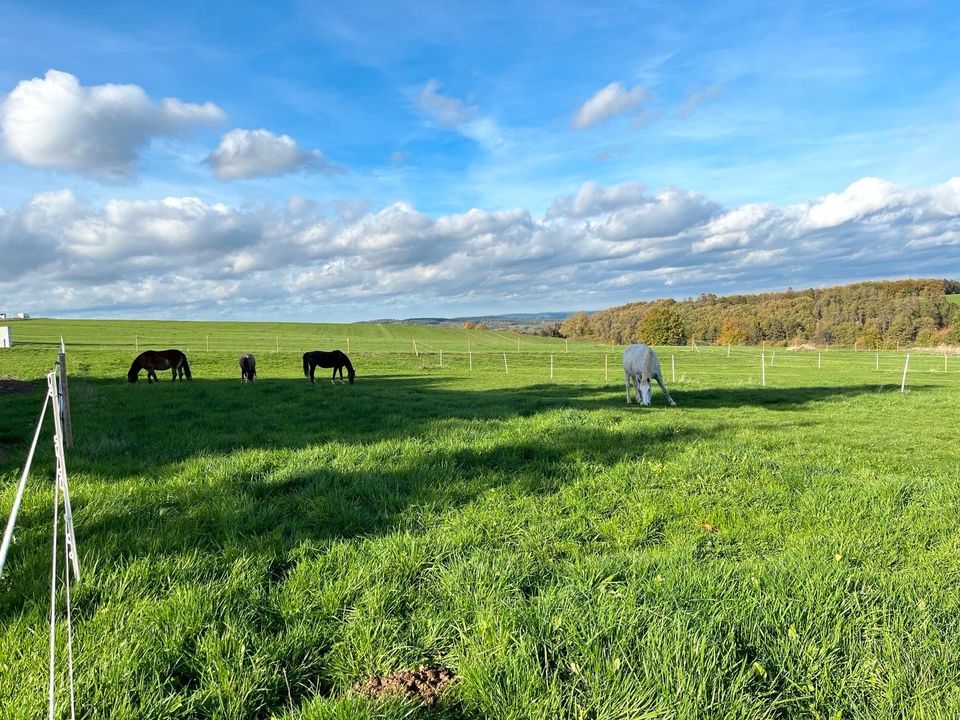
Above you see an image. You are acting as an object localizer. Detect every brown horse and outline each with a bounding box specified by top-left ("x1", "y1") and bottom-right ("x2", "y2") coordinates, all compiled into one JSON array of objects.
[
  {"x1": 239, "y1": 353, "x2": 256, "y2": 383},
  {"x1": 303, "y1": 350, "x2": 355, "y2": 384},
  {"x1": 127, "y1": 349, "x2": 192, "y2": 383}
]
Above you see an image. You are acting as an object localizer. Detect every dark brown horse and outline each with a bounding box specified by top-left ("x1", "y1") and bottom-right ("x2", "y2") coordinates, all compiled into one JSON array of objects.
[
  {"x1": 303, "y1": 350, "x2": 355, "y2": 384},
  {"x1": 239, "y1": 353, "x2": 256, "y2": 383},
  {"x1": 127, "y1": 349, "x2": 192, "y2": 383}
]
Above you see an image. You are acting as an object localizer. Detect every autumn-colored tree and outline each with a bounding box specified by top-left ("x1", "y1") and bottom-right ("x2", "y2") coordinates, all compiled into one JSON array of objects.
[
  {"x1": 856, "y1": 326, "x2": 882, "y2": 350},
  {"x1": 717, "y1": 317, "x2": 751, "y2": 345},
  {"x1": 635, "y1": 303, "x2": 687, "y2": 345}
]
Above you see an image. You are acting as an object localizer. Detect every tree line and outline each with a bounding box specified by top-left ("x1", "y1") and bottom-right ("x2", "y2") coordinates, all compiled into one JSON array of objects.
[{"x1": 558, "y1": 279, "x2": 960, "y2": 348}]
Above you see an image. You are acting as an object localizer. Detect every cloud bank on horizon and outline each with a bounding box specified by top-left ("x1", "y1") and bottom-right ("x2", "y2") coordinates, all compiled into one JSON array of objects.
[
  {"x1": 2, "y1": 176, "x2": 958, "y2": 320},
  {"x1": 0, "y1": 0, "x2": 958, "y2": 320}
]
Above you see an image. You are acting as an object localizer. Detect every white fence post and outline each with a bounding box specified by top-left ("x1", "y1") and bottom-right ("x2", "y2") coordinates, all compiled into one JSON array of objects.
[
  {"x1": 876, "y1": 352, "x2": 879, "y2": 371},
  {"x1": 469, "y1": 351, "x2": 472, "y2": 371},
  {"x1": 439, "y1": 349, "x2": 443, "y2": 367},
  {"x1": 671, "y1": 354, "x2": 675, "y2": 383},
  {"x1": 771, "y1": 351, "x2": 776, "y2": 367},
  {"x1": 900, "y1": 353, "x2": 910, "y2": 393},
  {"x1": 57, "y1": 341, "x2": 73, "y2": 448},
  {"x1": 605, "y1": 354, "x2": 608, "y2": 381},
  {"x1": 565, "y1": 338, "x2": 569, "y2": 353},
  {"x1": 761, "y1": 351, "x2": 766, "y2": 386},
  {"x1": 727, "y1": 343, "x2": 731, "y2": 358},
  {"x1": 413, "y1": 340, "x2": 418, "y2": 356},
  {"x1": 503, "y1": 353, "x2": 508, "y2": 374},
  {"x1": 818, "y1": 352, "x2": 821, "y2": 369},
  {"x1": 550, "y1": 355, "x2": 554, "y2": 379}
]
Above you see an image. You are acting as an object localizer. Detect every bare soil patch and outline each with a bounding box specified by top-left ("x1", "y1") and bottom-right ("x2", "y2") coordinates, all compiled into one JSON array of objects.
[
  {"x1": 352, "y1": 665, "x2": 455, "y2": 707},
  {"x1": 0, "y1": 376, "x2": 33, "y2": 395}
]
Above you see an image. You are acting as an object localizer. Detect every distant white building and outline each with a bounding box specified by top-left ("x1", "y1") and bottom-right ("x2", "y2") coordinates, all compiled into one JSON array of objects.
[
  {"x1": 0, "y1": 326, "x2": 10, "y2": 348},
  {"x1": 0, "y1": 312, "x2": 6, "y2": 319},
  {"x1": 16, "y1": 312, "x2": 30, "y2": 319}
]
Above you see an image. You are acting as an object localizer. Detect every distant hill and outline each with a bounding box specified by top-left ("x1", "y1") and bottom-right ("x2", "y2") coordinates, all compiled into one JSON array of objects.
[
  {"x1": 561, "y1": 279, "x2": 960, "y2": 348},
  {"x1": 363, "y1": 312, "x2": 572, "y2": 330}
]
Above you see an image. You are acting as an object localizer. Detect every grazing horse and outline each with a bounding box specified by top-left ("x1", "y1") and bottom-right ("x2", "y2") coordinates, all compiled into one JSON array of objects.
[
  {"x1": 127, "y1": 349, "x2": 192, "y2": 383},
  {"x1": 239, "y1": 353, "x2": 256, "y2": 383},
  {"x1": 303, "y1": 350, "x2": 355, "y2": 384},
  {"x1": 622, "y1": 343, "x2": 676, "y2": 406}
]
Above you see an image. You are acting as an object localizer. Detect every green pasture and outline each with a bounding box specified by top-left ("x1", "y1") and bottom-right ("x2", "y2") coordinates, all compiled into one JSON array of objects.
[{"x1": 1, "y1": 319, "x2": 959, "y2": 719}]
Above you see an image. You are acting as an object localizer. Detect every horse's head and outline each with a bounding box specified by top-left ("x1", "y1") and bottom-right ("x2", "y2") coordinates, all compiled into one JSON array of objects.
[
  {"x1": 347, "y1": 366, "x2": 356, "y2": 384},
  {"x1": 638, "y1": 378, "x2": 652, "y2": 405},
  {"x1": 127, "y1": 366, "x2": 139, "y2": 383}
]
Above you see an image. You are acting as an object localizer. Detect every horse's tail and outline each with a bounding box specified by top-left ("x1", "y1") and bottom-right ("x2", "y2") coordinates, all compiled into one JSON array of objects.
[
  {"x1": 180, "y1": 353, "x2": 192, "y2": 379},
  {"x1": 303, "y1": 353, "x2": 310, "y2": 377}
]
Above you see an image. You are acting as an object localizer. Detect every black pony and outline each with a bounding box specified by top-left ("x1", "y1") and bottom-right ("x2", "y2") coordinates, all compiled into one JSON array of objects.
[
  {"x1": 239, "y1": 353, "x2": 256, "y2": 383},
  {"x1": 303, "y1": 350, "x2": 355, "y2": 384},
  {"x1": 128, "y1": 349, "x2": 192, "y2": 383}
]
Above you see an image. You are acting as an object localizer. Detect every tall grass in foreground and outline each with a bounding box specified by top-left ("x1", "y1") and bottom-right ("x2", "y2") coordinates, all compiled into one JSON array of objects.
[{"x1": 1, "y1": 331, "x2": 959, "y2": 719}]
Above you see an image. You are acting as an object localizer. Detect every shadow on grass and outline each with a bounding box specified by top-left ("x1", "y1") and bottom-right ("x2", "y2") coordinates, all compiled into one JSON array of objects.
[{"x1": 0, "y1": 374, "x2": 908, "y2": 716}]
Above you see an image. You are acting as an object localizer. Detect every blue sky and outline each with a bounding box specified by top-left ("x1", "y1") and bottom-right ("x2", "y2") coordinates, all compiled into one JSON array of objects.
[{"x1": 1, "y1": 0, "x2": 959, "y2": 320}]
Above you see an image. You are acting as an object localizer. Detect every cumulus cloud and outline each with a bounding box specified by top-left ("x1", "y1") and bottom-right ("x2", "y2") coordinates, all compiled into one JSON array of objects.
[
  {"x1": 206, "y1": 129, "x2": 340, "y2": 180},
  {"x1": 547, "y1": 180, "x2": 650, "y2": 219},
  {"x1": 0, "y1": 69, "x2": 225, "y2": 179},
  {"x1": 573, "y1": 82, "x2": 648, "y2": 130},
  {"x1": 2, "y1": 176, "x2": 960, "y2": 318}
]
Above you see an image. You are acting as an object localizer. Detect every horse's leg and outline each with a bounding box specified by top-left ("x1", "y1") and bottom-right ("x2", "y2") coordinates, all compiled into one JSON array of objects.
[
  {"x1": 654, "y1": 374, "x2": 677, "y2": 406},
  {"x1": 309, "y1": 363, "x2": 316, "y2": 384},
  {"x1": 331, "y1": 367, "x2": 336, "y2": 384},
  {"x1": 634, "y1": 373, "x2": 643, "y2": 404},
  {"x1": 625, "y1": 372, "x2": 632, "y2": 404}
]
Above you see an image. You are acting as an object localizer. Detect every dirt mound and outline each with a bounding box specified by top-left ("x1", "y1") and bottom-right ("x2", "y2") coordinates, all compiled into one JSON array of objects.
[
  {"x1": 352, "y1": 665, "x2": 455, "y2": 706},
  {"x1": 0, "y1": 376, "x2": 33, "y2": 395}
]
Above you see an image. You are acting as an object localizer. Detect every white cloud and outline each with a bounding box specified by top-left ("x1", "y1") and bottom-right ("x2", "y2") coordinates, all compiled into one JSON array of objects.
[
  {"x1": 206, "y1": 129, "x2": 340, "y2": 180},
  {"x1": 2, "y1": 176, "x2": 959, "y2": 318},
  {"x1": 0, "y1": 69, "x2": 225, "y2": 179},
  {"x1": 416, "y1": 79, "x2": 476, "y2": 127},
  {"x1": 546, "y1": 180, "x2": 649, "y2": 219},
  {"x1": 675, "y1": 84, "x2": 722, "y2": 119},
  {"x1": 413, "y1": 80, "x2": 503, "y2": 149},
  {"x1": 572, "y1": 82, "x2": 648, "y2": 130}
]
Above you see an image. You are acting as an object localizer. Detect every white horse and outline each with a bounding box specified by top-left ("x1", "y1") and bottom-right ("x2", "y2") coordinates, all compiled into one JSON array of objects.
[{"x1": 623, "y1": 343, "x2": 676, "y2": 406}]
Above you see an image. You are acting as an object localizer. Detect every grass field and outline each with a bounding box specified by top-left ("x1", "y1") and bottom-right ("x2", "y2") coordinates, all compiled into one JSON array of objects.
[{"x1": 2, "y1": 319, "x2": 960, "y2": 719}]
